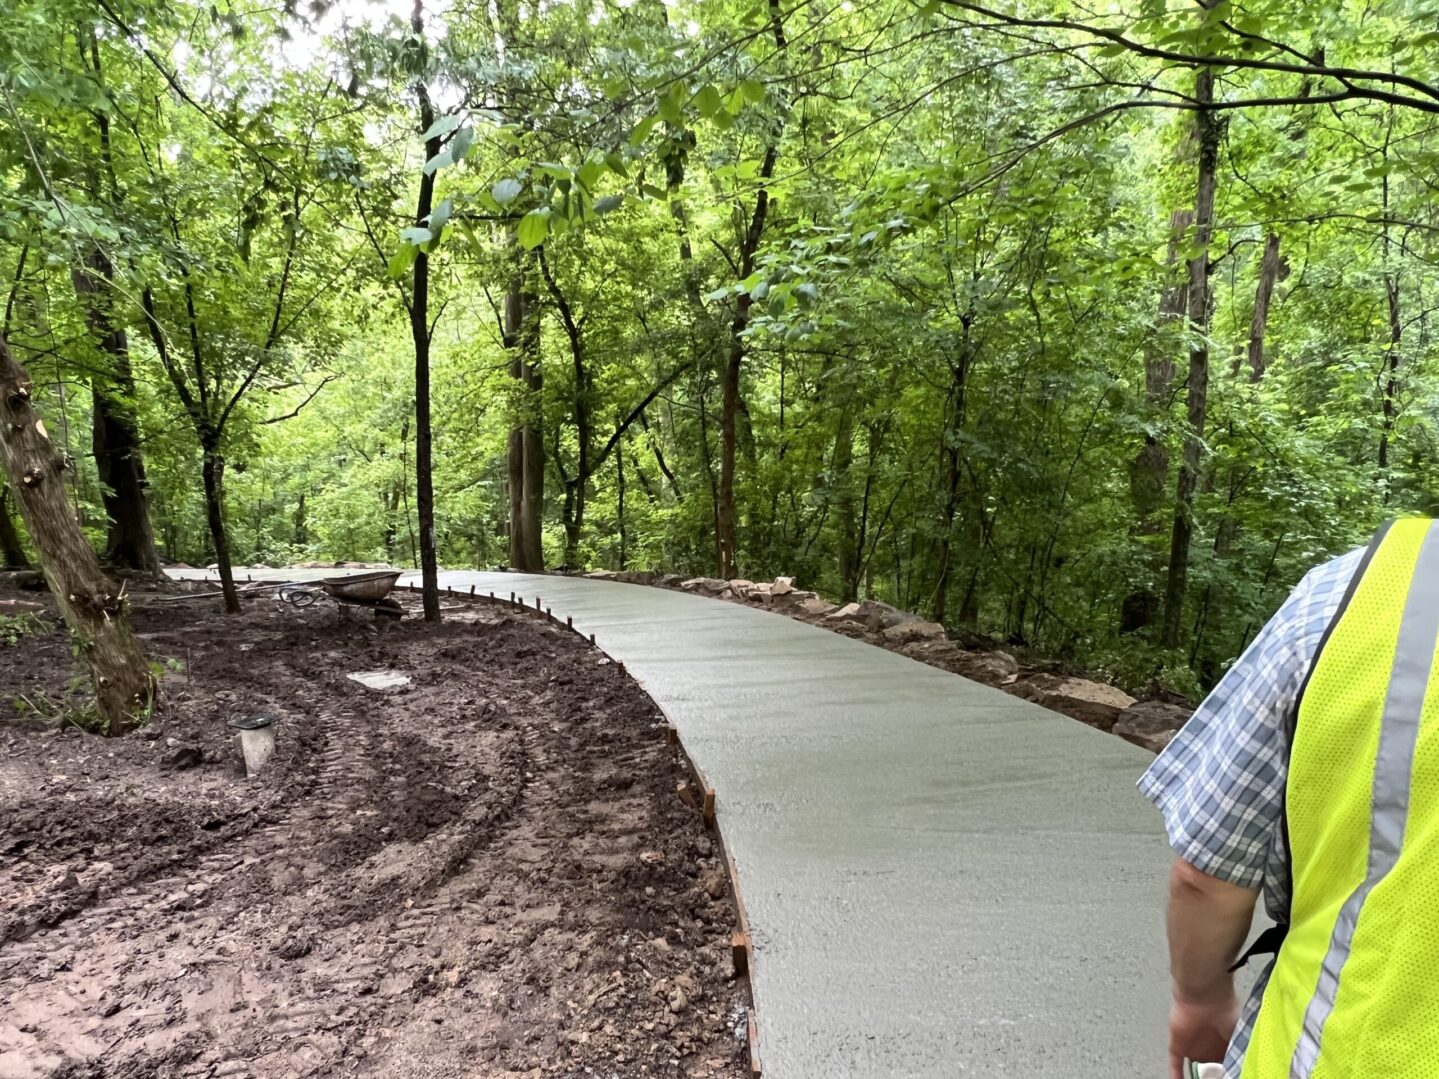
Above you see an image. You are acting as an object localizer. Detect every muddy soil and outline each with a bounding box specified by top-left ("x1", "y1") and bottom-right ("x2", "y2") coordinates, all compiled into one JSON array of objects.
[{"x1": 0, "y1": 588, "x2": 750, "y2": 1079}]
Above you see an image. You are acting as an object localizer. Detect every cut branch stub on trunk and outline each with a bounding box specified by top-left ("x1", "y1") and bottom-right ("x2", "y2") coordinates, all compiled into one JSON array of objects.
[{"x1": 0, "y1": 333, "x2": 155, "y2": 734}]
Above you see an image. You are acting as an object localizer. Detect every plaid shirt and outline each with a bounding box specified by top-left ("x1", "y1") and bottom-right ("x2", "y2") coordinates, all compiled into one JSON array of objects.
[{"x1": 1139, "y1": 545, "x2": 1365, "y2": 1077}]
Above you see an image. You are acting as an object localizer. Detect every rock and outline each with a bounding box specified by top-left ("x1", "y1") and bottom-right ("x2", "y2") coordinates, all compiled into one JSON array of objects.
[
  {"x1": 880, "y1": 617, "x2": 947, "y2": 645},
  {"x1": 668, "y1": 988, "x2": 689, "y2": 1014},
  {"x1": 0, "y1": 597, "x2": 45, "y2": 615},
  {"x1": 771, "y1": 576, "x2": 796, "y2": 596},
  {"x1": 1016, "y1": 674, "x2": 1136, "y2": 730},
  {"x1": 159, "y1": 744, "x2": 204, "y2": 772},
  {"x1": 826, "y1": 599, "x2": 907, "y2": 632},
  {"x1": 585, "y1": 570, "x2": 620, "y2": 581},
  {"x1": 347, "y1": 669, "x2": 412, "y2": 692},
  {"x1": 679, "y1": 577, "x2": 728, "y2": 595},
  {"x1": 1113, "y1": 700, "x2": 1192, "y2": 753},
  {"x1": 694, "y1": 835, "x2": 713, "y2": 857},
  {"x1": 791, "y1": 595, "x2": 835, "y2": 618},
  {"x1": 727, "y1": 579, "x2": 757, "y2": 599},
  {"x1": 657, "y1": 574, "x2": 684, "y2": 588},
  {"x1": 744, "y1": 582, "x2": 774, "y2": 604},
  {"x1": 274, "y1": 929, "x2": 317, "y2": 960},
  {"x1": 950, "y1": 650, "x2": 1020, "y2": 686},
  {"x1": 616, "y1": 570, "x2": 658, "y2": 585}
]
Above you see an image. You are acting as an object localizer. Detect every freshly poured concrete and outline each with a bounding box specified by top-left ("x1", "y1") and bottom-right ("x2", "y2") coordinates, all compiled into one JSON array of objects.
[{"x1": 182, "y1": 568, "x2": 1174, "y2": 1076}]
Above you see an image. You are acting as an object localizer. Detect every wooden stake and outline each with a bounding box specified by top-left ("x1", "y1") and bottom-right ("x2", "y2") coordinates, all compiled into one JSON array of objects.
[
  {"x1": 677, "y1": 782, "x2": 698, "y2": 810},
  {"x1": 664, "y1": 725, "x2": 679, "y2": 747},
  {"x1": 732, "y1": 931, "x2": 750, "y2": 976},
  {"x1": 748, "y1": 1011, "x2": 762, "y2": 1077},
  {"x1": 566, "y1": 615, "x2": 573, "y2": 629},
  {"x1": 469, "y1": 584, "x2": 475, "y2": 595},
  {"x1": 702, "y1": 788, "x2": 716, "y2": 829}
]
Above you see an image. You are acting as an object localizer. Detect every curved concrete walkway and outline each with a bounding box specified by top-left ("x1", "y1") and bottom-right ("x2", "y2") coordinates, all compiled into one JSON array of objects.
[{"x1": 185, "y1": 568, "x2": 1173, "y2": 1076}]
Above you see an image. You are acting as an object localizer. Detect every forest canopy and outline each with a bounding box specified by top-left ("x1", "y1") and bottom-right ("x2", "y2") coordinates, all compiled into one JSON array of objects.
[{"x1": 4, "y1": 0, "x2": 1439, "y2": 696}]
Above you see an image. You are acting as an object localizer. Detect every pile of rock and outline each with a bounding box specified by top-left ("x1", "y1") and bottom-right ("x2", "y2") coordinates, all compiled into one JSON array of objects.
[{"x1": 586, "y1": 569, "x2": 1194, "y2": 752}]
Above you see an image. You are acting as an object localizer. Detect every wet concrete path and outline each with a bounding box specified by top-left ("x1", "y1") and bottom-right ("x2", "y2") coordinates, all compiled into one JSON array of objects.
[{"x1": 184, "y1": 569, "x2": 1173, "y2": 1077}]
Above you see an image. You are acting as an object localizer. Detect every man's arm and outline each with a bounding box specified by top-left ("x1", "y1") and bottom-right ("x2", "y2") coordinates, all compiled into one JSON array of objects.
[{"x1": 1166, "y1": 856, "x2": 1261, "y2": 1079}]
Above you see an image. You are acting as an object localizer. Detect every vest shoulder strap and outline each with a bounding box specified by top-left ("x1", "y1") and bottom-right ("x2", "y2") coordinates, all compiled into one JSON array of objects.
[{"x1": 1229, "y1": 520, "x2": 1394, "y2": 971}]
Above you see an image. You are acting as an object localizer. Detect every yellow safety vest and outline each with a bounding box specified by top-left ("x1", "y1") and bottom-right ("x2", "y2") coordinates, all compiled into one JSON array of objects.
[{"x1": 1242, "y1": 518, "x2": 1439, "y2": 1078}]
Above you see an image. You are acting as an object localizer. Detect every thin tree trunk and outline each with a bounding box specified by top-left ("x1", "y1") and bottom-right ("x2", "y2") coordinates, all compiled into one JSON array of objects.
[
  {"x1": 0, "y1": 333, "x2": 154, "y2": 732},
  {"x1": 74, "y1": 32, "x2": 161, "y2": 576},
  {"x1": 76, "y1": 273, "x2": 161, "y2": 573},
  {"x1": 1379, "y1": 273, "x2": 1401, "y2": 476},
  {"x1": 1, "y1": 485, "x2": 30, "y2": 568},
  {"x1": 1161, "y1": 61, "x2": 1219, "y2": 651},
  {"x1": 617, "y1": 436, "x2": 627, "y2": 570},
  {"x1": 504, "y1": 254, "x2": 545, "y2": 572},
  {"x1": 410, "y1": 0, "x2": 441, "y2": 621},
  {"x1": 199, "y1": 441, "x2": 240, "y2": 613},
  {"x1": 1246, "y1": 232, "x2": 1282, "y2": 382},
  {"x1": 834, "y1": 402, "x2": 859, "y2": 603},
  {"x1": 717, "y1": 0, "x2": 787, "y2": 578},
  {"x1": 1122, "y1": 206, "x2": 1192, "y2": 635}
]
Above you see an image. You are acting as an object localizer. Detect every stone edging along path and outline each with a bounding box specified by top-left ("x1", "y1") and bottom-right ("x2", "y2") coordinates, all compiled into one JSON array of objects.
[{"x1": 584, "y1": 569, "x2": 1196, "y2": 754}]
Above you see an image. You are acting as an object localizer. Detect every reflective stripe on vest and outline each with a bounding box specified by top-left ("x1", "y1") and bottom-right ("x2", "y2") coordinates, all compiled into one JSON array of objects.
[{"x1": 1242, "y1": 518, "x2": 1439, "y2": 1079}]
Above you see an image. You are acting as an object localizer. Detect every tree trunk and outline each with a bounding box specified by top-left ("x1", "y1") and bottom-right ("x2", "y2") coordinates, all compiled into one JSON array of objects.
[
  {"x1": 72, "y1": 250, "x2": 161, "y2": 575},
  {"x1": 1246, "y1": 232, "x2": 1282, "y2": 382},
  {"x1": 617, "y1": 436, "x2": 627, "y2": 570},
  {"x1": 504, "y1": 254, "x2": 545, "y2": 572},
  {"x1": 1122, "y1": 206, "x2": 1192, "y2": 635},
  {"x1": 411, "y1": 0, "x2": 441, "y2": 621},
  {"x1": 200, "y1": 440, "x2": 240, "y2": 614},
  {"x1": 1379, "y1": 272, "x2": 1401, "y2": 477},
  {"x1": 0, "y1": 334, "x2": 154, "y2": 732},
  {"x1": 73, "y1": 26, "x2": 162, "y2": 575},
  {"x1": 833, "y1": 402, "x2": 859, "y2": 603},
  {"x1": 1, "y1": 485, "x2": 30, "y2": 568},
  {"x1": 1160, "y1": 63, "x2": 1219, "y2": 651},
  {"x1": 716, "y1": 0, "x2": 787, "y2": 579}
]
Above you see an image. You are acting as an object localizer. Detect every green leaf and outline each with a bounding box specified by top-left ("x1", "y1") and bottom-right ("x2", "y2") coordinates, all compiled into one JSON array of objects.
[
  {"x1": 628, "y1": 114, "x2": 660, "y2": 147},
  {"x1": 740, "y1": 78, "x2": 766, "y2": 104},
  {"x1": 401, "y1": 226, "x2": 433, "y2": 245},
  {"x1": 594, "y1": 194, "x2": 624, "y2": 215},
  {"x1": 420, "y1": 114, "x2": 460, "y2": 142},
  {"x1": 492, "y1": 178, "x2": 523, "y2": 206},
  {"x1": 658, "y1": 85, "x2": 685, "y2": 125},
  {"x1": 695, "y1": 84, "x2": 724, "y2": 118},
  {"x1": 422, "y1": 150, "x2": 453, "y2": 176},
  {"x1": 449, "y1": 126, "x2": 474, "y2": 164},
  {"x1": 388, "y1": 243, "x2": 418, "y2": 278},
  {"x1": 577, "y1": 159, "x2": 605, "y2": 193},
  {"x1": 536, "y1": 162, "x2": 572, "y2": 179},
  {"x1": 518, "y1": 209, "x2": 551, "y2": 250},
  {"x1": 427, "y1": 198, "x2": 453, "y2": 235}
]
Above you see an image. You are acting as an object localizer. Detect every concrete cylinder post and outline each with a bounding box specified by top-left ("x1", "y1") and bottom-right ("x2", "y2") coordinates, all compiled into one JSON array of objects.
[{"x1": 227, "y1": 715, "x2": 277, "y2": 776}]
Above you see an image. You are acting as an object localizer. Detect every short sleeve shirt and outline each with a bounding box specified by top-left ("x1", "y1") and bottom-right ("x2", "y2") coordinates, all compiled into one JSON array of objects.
[{"x1": 1138, "y1": 546, "x2": 1364, "y2": 1076}]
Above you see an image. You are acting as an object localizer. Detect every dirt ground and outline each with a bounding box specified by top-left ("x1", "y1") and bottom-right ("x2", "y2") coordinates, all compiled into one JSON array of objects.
[{"x1": 0, "y1": 585, "x2": 750, "y2": 1079}]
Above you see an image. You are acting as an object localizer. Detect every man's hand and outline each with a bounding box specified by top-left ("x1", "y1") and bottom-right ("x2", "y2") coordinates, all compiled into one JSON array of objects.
[
  {"x1": 1168, "y1": 990, "x2": 1240, "y2": 1079},
  {"x1": 1164, "y1": 857, "x2": 1259, "y2": 1079}
]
